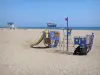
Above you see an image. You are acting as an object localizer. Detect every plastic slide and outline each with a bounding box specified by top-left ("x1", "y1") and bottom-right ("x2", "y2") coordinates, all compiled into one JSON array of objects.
[{"x1": 30, "y1": 34, "x2": 44, "y2": 47}]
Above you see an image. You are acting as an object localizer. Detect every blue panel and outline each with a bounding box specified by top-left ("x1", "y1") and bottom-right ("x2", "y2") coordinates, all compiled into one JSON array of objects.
[
  {"x1": 79, "y1": 37, "x2": 85, "y2": 47},
  {"x1": 50, "y1": 31, "x2": 55, "y2": 38},
  {"x1": 50, "y1": 36, "x2": 54, "y2": 39},
  {"x1": 74, "y1": 38, "x2": 80, "y2": 45},
  {"x1": 54, "y1": 37, "x2": 59, "y2": 40},
  {"x1": 49, "y1": 31, "x2": 60, "y2": 48},
  {"x1": 50, "y1": 37, "x2": 59, "y2": 40},
  {"x1": 79, "y1": 37, "x2": 86, "y2": 48},
  {"x1": 80, "y1": 37, "x2": 86, "y2": 45}
]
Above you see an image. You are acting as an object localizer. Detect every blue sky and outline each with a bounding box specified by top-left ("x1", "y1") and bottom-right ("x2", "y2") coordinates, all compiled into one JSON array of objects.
[{"x1": 0, "y1": 0, "x2": 100, "y2": 27}]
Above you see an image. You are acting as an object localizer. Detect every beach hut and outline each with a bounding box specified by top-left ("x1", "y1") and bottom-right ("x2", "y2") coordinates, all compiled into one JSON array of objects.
[{"x1": 7, "y1": 22, "x2": 15, "y2": 29}]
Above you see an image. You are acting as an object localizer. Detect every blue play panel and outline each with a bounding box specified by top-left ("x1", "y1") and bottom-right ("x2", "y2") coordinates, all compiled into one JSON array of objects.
[
  {"x1": 74, "y1": 37, "x2": 80, "y2": 45},
  {"x1": 49, "y1": 31, "x2": 60, "y2": 48},
  {"x1": 50, "y1": 31, "x2": 55, "y2": 38},
  {"x1": 74, "y1": 36, "x2": 87, "y2": 48}
]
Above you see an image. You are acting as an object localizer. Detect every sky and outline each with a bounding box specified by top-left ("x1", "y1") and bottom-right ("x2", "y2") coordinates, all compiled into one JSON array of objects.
[{"x1": 0, "y1": 0, "x2": 100, "y2": 27}]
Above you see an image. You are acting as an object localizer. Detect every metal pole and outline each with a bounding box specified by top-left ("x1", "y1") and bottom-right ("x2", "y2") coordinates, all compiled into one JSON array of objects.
[{"x1": 67, "y1": 17, "x2": 68, "y2": 52}]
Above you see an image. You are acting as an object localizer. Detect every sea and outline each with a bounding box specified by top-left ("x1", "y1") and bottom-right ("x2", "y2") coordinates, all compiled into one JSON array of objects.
[{"x1": 0, "y1": 27, "x2": 100, "y2": 30}]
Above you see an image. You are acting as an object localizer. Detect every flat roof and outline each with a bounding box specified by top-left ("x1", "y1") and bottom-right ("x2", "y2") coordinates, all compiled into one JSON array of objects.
[{"x1": 47, "y1": 23, "x2": 56, "y2": 27}]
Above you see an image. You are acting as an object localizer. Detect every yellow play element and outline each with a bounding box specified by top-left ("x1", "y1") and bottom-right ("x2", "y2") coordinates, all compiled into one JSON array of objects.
[{"x1": 44, "y1": 29, "x2": 49, "y2": 38}]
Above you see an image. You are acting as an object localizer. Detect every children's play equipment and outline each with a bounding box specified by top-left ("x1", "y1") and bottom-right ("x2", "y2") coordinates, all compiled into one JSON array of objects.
[
  {"x1": 43, "y1": 30, "x2": 60, "y2": 48},
  {"x1": 64, "y1": 17, "x2": 94, "y2": 55},
  {"x1": 30, "y1": 17, "x2": 94, "y2": 55},
  {"x1": 73, "y1": 33, "x2": 94, "y2": 55},
  {"x1": 30, "y1": 23, "x2": 60, "y2": 48},
  {"x1": 61, "y1": 27, "x2": 73, "y2": 51}
]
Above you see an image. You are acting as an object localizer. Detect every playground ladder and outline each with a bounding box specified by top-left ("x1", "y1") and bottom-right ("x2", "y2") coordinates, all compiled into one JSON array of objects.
[{"x1": 65, "y1": 35, "x2": 75, "y2": 52}]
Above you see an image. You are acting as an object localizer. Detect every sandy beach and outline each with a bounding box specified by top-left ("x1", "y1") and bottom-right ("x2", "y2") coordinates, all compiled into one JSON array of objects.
[{"x1": 0, "y1": 28, "x2": 100, "y2": 75}]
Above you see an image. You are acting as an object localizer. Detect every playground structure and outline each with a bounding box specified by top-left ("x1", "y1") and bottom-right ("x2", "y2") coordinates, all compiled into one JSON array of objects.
[
  {"x1": 43, "y1": 30, "x2": 60, "y2": 48},
  {"x1": 73, "y1": 33, "x2": 94, "y2": 55},
  {"x1": 30, "y1": 22, "x2": 72, "y2": 49},
  {"x1": 30, "y1": 17, "x2": 94, "y2": 55},
  {"x1": 74, "y1": 33, "x2": 94, "y2": 49},
  {"x1": 30, "y1": 23, "x2": 61, "y2": 48}
]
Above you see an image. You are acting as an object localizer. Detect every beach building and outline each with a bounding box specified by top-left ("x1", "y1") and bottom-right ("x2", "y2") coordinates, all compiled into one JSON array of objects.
[
  {"x1": 47, "y1": 23, "x2": 56, "y2": 27},
  {"x1": 7, "y1": 22, "x2": 15, "y2": 29},
  {"x1": 47, "y1": 23, "x2": 57, "y2": 31}
]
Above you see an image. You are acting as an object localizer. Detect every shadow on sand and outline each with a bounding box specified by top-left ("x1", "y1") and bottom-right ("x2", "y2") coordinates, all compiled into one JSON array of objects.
[
  {"x1": 30, "y1": 45, "x2": 74, "y2": 55},
  {"x1": 30, "y1": 46, "x2": 87, "y2": 56},
  {"x1": 48, "y1": 50, "x2": 87, "y2": 56},
  {"x1": 47, "y1": 50, "x2": 74, "y2": 55}
]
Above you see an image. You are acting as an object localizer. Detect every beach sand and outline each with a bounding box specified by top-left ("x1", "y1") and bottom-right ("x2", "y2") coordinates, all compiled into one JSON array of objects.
[{"x1": 0, "y1": 29, "x2": 100, "y2": 75}]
